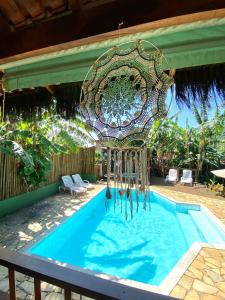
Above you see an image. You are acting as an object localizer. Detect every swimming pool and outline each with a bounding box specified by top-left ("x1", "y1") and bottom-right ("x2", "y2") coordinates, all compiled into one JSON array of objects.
[{"x1": 26, "y1": 188, "x2": 225, "y2": 286}]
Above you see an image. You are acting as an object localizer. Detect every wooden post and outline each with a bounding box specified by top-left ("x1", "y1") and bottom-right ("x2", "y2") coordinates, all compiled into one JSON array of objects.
[
  {"x1": 8, "y1": 268, "x2": 16, "y2": 300},
  {"x1": 34, "y1": 278, "x2": 41, "y2": 300},
  {"x1": 64, "y1": 288, "x2": 72, "y2": 300}
]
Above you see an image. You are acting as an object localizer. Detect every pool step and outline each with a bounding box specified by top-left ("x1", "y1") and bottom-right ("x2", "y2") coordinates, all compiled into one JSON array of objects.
[
  {"x1": 189, "y1": 210, "x2": 225, "y2": 246},
  {"x1": 176, "y1": 212, "x2": 204, "y2": 247}
]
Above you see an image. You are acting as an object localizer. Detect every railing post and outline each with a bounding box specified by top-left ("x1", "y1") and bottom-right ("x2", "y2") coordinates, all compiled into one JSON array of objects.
[
  {"x1": 8, "y1": 268, "x2": 16, "y2": 300},
  {"x1": 64, "y1": 288, "x2": 72, "y2": 300},
  {"x1": 34, "y1": 278, "x2": 41, "y2": 300}
]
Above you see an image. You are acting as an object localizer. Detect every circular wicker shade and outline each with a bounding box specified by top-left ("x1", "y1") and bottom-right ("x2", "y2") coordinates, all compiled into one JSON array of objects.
[{"x1": 80, "y1": 40, "x2": 173, "y2": 146}]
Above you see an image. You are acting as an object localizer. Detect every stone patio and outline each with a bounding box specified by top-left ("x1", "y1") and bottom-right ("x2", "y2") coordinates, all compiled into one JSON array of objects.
[
  {"x1": 152, "y1": 185, "x2": 225, "y2": 299},
  {"x1": 0, "y1": 185, "x2": 104, "y2": 300},
  {"x1": 0, "y1": 182, "x2": 225, "y2": 299}
]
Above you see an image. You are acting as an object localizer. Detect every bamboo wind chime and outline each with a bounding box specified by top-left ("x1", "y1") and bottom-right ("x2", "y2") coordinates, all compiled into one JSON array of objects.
[
  {"x1": 105, "y1": 147, "x2": 150, "y2": 219},
  {"x1": 80, "y1": 40, "x2": 174, "y2": 218}
]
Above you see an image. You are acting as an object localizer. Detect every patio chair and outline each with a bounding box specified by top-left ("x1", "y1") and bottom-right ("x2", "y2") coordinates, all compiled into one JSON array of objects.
[
  {"x1": 165, "y1": 169, "x2": 178, "y2": 184},
  {"x1": 180, "y1": 169, "x2": 193, "y2": 186},
  {"x1": 61, "y1": 175, "x2": 87, "y2": 195},
  {"x1": 72, "y1": 174, "x2": 94, "y2": 190}
]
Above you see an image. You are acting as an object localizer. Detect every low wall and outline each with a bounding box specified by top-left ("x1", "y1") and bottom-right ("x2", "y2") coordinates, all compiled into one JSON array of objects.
[{"x1": 0, "y1": 182, "x2": 59, "y2": 218}]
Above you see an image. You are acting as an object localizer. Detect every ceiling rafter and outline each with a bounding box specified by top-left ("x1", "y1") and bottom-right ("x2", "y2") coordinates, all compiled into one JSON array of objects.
[
  {"x1": 0, "y1": 0, "x2": 25, "y2": 26},
  {"x1": 0, "y1": 0, "x2": 224, "y2": 58}
]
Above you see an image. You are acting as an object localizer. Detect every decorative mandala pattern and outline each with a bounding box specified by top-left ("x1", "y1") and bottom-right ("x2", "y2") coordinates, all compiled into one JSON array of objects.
[{"x1": 80, "y1": 40, "x2": 173, "y2": 146}]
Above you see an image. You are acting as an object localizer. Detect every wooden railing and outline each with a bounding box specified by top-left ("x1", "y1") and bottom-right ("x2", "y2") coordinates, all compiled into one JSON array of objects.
[{"x1": 0, "y1": 247, "x2": 177, "y2": 300}]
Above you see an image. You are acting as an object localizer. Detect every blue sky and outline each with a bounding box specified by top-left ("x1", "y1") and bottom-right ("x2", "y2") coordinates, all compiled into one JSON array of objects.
[{"x1": 166, "y1": 90, "x2": 222, "y2": 128}]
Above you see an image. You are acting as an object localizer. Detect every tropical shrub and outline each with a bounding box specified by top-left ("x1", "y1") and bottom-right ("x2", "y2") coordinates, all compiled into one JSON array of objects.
[
  {"x1": 147, "y1": 105, "x2": 225, "y2": 183},
  {"x1": 0, "y1": 115, "x2": 93, "y2": 189},
  {"x1": 81, "y1": 174, "x2": 97, "y2": 183}
]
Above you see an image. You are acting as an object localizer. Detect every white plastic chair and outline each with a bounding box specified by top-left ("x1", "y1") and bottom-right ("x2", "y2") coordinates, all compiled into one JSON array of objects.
[
  {"x1": 165, "y1": 169, "x2": 178, "y2": 184},
  {"x1": 72, "y1": 174, "x2": 94, "y2": 190},
  {"x1": 180, "y1": 169, "x2": 193, "y2": 186},
  {"x1": 61, "y1": 175, "x2": 87, "y2": 195}
]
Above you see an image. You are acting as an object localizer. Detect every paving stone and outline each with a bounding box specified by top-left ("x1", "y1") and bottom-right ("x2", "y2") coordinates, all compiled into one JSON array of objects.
[
  {"x1": 16, "y1": 288, "x2": 27, "y2": 299},
  {"x1": 201, "y1": 248, "x2": 222, "y2": 258},
  {"x1": 170, "y1": 285, "x2": 187, "y2": 299},
  {"x1": 215, "y1": 282, "x2": 225, "y2": 293},
  {"x1": 204, "y1": 257, "x2": 221, "y2": 268},
  {"x1": 202, "y1": 275, "x2": 214, "y2": 286},
  {"x1": 184, "y1": 290, "x2": 200, "y2": 300},
  {"x1": 205, "y1": 270, "x2": 223, "y2": 283},
  {"x1": 179, "y1": 275, "x2": 193, "y2": 290},
  {"x1": 189, "y1": 266, "x2": 203, "y2": 280},
  {"x1": 219, "y1": 250, "x2": 225, "y2": 257},
  {"x1": 0, "y1": 277, "x2": 9, "y2": 292},
  {"x1": 41, "y1": 282, "x2": 62, "y2": 293},
  {"x1": 44, "y1": 292, "x2": 63, "y2": 300},
  {"x1": 200, "y1": 294, "x2": 224, "y2": 300},
  {"x1": 20, "y1": 280, "x2": 34, "y2": 294},
  {"x1": 72, "y1": 292, "x2": 81, "y2": 300},
  {"x1": 193, "y1": 280, "x2": 218, "y2": 294},
  {"x1": 25, "y1": 295, "x2": 34, "y2": 300},
  {"x1": 28, "y1": 222, "x2": 42, "y2": 233},
  {"x1": 192, "y1": 260, "x2": 207, "y2": 270},
  {"x1": 212, "y1": 268, "x2": 221, "y2": 275},
  {"x1": 205, "y1": 262, "x2": 221, "y2": 270},
  {"x1": 0, "y1": 266, "x2": 8, "y2": 280},
  {"x1": 217, "y1": 290, "x2": 225, "y2": 298},
  {"x1": 221, "y1": 268, "x2": 225, "y2": 275},
  {"x1": 16, "y1": 271, "x2": 28, "y2": 282},
  {"x1": 197, "y1": 255, "x2": 205, "y2": 262}
]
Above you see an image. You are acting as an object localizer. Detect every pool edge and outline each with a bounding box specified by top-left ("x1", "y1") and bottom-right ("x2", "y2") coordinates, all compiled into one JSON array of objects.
[{"x1": 21, "y1": 186, "x2": 225, "y2": 296}]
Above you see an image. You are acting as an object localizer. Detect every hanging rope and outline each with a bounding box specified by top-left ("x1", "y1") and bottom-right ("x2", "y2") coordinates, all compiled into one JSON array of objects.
[{"x1": 105, "y1": 148, "x2": 112, "y2": 210}]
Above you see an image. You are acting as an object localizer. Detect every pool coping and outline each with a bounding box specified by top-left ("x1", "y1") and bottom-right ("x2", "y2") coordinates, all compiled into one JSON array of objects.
[
  {"x1": 21, "y1": 185, "x2": 225, "y2": 296},
  {"x1": 21, "y1": 185, "x2": 107, "y2": 253},
  {"x1": 151, "y1": 188, "x2": 225, "y2": 294}
]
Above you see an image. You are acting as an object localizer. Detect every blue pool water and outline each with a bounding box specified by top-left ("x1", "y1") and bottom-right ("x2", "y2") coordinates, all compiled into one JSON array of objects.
[{"x1": 27, "y1": 189, "x2": 225, "y2": 286}]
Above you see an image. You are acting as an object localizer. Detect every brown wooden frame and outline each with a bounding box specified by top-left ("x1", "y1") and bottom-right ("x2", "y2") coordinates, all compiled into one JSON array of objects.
[{"x1": 0, "y1": 246, "x2": 177, "y2": 300}]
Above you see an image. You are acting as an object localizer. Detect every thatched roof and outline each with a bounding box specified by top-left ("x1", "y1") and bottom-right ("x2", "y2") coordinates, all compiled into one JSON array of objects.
[
  {"x1": 175, "y1": 63, "x2": 225, "y2": 107},
  {"x1": 1, "y1": 63, "x2": 224, "y2": 121},
  {"x1": 1, "y1": 82, "x2": 81, "y2": 121}
]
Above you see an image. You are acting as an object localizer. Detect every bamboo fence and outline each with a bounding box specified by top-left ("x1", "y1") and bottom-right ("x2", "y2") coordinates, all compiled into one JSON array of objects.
[{"x1": 0, "y1": 147, "x2": 95, "y2": 200}]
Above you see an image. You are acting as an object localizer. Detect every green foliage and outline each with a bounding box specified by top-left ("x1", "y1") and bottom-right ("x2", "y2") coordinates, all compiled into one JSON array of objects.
[
  {"x1": 0, "y1": 116, "x2": 93, "y2": 189},
  {"x1": 147, "y1": 107, "x2": 225, "y2": 183},
  {"x1": 207, "y1": 179, "x2": 225, "y2": 196},
  {"x1": 81, "y1": 174, "x2": 97, "y2": 183}
]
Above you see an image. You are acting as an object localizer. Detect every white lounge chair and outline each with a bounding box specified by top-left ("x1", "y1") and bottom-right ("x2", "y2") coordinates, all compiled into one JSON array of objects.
[
  {"x1": 165, "y1": 169, "x2": 178, "y2": 184},
  {"x1": 61, "y1": 175, "x2": 87, "y2": 195},
  {"x1": 72, "y1": 174, "x2": 94, "y2": 190},
  {"x1": 180, "y1": 169, "x2": 193, "y2": 186}
]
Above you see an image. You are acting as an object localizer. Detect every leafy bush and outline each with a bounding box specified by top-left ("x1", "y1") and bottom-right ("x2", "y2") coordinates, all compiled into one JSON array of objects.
[
  {"x1": 0, "y1": 116, "x2": 93, "y2": 189},
  {"x1": 81, "y1": 174, "x2": 97, "y2": 183},
  {"x1": 148, "y1": 106, "x2": 225, "y2": 184}
]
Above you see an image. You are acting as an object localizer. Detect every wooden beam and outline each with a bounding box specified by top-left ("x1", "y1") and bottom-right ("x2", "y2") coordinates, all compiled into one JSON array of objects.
[
  {"x1": 0, "y1": 11, "x2": 13, "y2": 34},
  {"x1": 0, "y1": 7, "x2": 225, "y2": 66},
  {"x1": 0, "y1": 0, "x2": 225, "y2": 59},
  {"x1": 0, "y1": 0, "x2": 25, "y2": 25},
  {"x1": 68, "y1": 0, "x2": 81, "y2": 12},
  {"x1": 16, "y1": 0, "x2": 42, "y2": 19},
  {"x1": 46, "y1": 85, "x2": 56, "y2": 95},
  {"x1": 81, "y1": 0, "x2": 117, "y2": 9}
]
